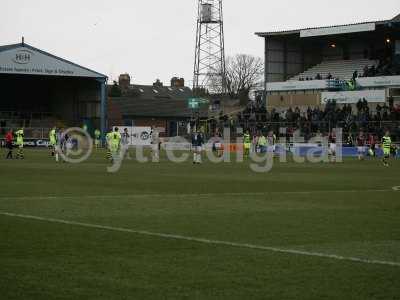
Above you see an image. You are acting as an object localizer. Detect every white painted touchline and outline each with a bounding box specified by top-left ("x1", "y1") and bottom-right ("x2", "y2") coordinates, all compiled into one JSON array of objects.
[
  {"x1": 0, "y1": 188, "x2": 396, "y2": 201},
  {"x1": 1, "y1": 211, "x2": 399, "y2": 268}
]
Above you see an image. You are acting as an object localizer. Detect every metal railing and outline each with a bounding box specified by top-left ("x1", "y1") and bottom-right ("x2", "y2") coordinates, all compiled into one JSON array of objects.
[{"x1": 201, "y1": 120, "x2": 400, "y2": 141}]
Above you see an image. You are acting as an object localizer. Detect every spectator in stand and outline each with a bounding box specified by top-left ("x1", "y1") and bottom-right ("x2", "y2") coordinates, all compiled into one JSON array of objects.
[
  {"x1": 363, "y1": 65, "x2": 369, "y2": 77},
  {"x1": 352, "y1": 70, "x2": 358, "y2": 80},
  {"x1": 0, "y1": 120, "x2": 6, "y2": 135},
  {"x1": 370, "y1": 65, "x2": 376, "y2": 77},
  {"x1": 356, "y1": 99, "x2": 363, "y2": 113},
  {"x1": 368, "y1": 133, "x2": 377, "y2": 157},
  {"x1": 389, "y1": 96, "x2": 394, "y2": 109},
  {"x1": 356, "y1": 131, "x2": 366, "y2": 160},
  {"x1": 315, "y1": 73, "x2": 322, "y2": 80},
  {"x1": 383, "y1": 103, "x2": 389, "y2": 114},
  {"x1": 347, "y1": 131, "x2": 354, "y2": 147},
  {"x1": 326, "y1": 73, "x2": 333, "y2": 80},
  {"x1": 361, "y1": 58, "x2": 400, "y2": 78}
]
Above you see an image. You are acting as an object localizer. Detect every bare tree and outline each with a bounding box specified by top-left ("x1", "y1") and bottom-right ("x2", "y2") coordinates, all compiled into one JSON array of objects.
[
  {"x1": 225, "y1": 54, "x2": 263, "y2": 104},
  {"x1": 206, "y1": 54, "x2": 263, "y2": 103}
]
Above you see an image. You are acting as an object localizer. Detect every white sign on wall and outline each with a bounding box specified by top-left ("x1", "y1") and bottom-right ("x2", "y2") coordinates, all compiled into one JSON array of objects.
[
  {"x1": 162, "y1": 142, "x2": 191, "y2": 151},
  {"x1": 113, "y1": 126, "x2": 152, "y2": 146},
  {"x1": 321, "y1": 90, "x2": 386, "y2": 104},
  {"x1": 300, "y1": 23, "x2": 376, "y2": 38},
  {"x1": 0, "y1": 45, "x2": 104, "y2": 78},
  {"x1": 357, "y1": 76, "x2": 400, "y2": 88},
  {"x1": 267, "y1": 80, "x2": 328, "y2": 91}
]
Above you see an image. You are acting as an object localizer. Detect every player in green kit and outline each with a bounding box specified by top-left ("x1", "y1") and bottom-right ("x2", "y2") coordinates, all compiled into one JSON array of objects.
[
  {"x1": 110, "y1": 127, "x2": 121, "y2": 162},
  {"x1": 106, "y1": 130, "x2": 113, "y2": 160},
  {"x1": 381, "y1": 131, "x2": 392, "y2": 167},
  {"x1": 94, "y1": 129, "x2": 101, "y2": 149},
  {"x1": 49, "y1": 127, "x2": 57, "y2": 156},
  {"x1": 257, "y1": 132, "x2": 267, "y2": 153},
  {"x1": 15, "y1": 128, "x2": 24, "y2": 159},
  {"x1": 243, "y1": 130, "x2": 251, "y2": 158}
]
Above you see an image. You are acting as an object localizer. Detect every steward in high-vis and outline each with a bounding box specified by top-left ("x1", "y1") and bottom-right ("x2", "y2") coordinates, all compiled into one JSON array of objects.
[{"x1": 243, "y1": 131, "x2": 251, "y2": 158}]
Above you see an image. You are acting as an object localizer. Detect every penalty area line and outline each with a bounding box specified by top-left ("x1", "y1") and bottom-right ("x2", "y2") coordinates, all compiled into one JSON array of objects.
[{"x1": 0, "y1": 211, "x2": 399, "y2": 268}]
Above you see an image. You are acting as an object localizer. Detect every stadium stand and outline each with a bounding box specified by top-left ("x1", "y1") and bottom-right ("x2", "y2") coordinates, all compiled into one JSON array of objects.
[
  {"x1": 243, "y1": 13, "x2": 400, "y2": 143},
  {"x1": 0, "y1": 111, "x2": 55, "y2": 128},
  {"x1": 290, "y1": 59, "x2": 379, "y2": 81}
]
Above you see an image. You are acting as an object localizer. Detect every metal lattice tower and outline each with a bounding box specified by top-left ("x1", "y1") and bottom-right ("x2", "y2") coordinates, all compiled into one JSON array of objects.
[{"x1": 193, "y1": 0, "x2": 226, "y2": 95}]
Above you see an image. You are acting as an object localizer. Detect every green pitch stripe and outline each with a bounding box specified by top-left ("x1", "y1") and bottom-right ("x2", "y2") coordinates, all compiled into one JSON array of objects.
[{"x1": 1, "y1": 211, "x2": 399, "y2": 268}]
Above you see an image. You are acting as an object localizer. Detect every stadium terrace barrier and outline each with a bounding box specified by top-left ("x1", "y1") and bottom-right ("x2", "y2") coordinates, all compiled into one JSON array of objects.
[{"x1": 0, "y1": 127, "x2": 51, "y2": 139}]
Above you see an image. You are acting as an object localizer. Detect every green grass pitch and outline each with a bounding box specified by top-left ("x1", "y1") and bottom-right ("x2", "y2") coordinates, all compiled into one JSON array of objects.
[{"x1": 0, "y1": 148, "x2": 400, "y2": 299}]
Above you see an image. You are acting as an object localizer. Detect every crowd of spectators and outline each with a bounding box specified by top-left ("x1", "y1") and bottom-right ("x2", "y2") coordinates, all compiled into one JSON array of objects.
[
  {"x1": 208, "y1": 58, "x2": 400, "y2": 139},
  {"x1": 361, "y1": 59, "x2": 400, "y2": 78},
  {"x1": 208, "y1": 99, "x2": 400, "y2": 142}
]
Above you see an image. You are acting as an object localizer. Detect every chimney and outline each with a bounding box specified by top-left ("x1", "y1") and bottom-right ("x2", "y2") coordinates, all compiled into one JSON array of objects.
[
  {"x1": 153, "y1": 79, "x2": 163, "y2": 87},
  {"x1": 118, "y1": 73, "x2": 131, "y2": 91},
  {"x1": 171, "y1": 77, "x2": 185, "y2": 87}
]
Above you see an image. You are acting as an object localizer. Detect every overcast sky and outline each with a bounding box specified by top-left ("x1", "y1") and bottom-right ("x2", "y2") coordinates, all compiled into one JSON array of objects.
[{"x1": 1, "y1": 0, "x2": 399, "y2": 85}]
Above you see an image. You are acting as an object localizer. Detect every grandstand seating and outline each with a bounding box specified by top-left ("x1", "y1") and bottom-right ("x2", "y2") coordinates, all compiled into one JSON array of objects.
[
  {"x1": 290, "y1": 59, "x2": 378, "y2": 81},
  {"x1": 0, "y1": 111, "x2": 56, "y2": 129},
  {"x1": 29, "y1": 118, "x2": 56, "y2": 128}
]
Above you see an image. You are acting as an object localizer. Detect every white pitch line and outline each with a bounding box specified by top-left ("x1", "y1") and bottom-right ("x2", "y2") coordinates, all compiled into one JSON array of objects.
[
  {"x1": 0, "y1": 189, "x2": 395, "y2": 201},
  {"x1": 1, "y1": 211, "x2": 399, "y2": 268}
]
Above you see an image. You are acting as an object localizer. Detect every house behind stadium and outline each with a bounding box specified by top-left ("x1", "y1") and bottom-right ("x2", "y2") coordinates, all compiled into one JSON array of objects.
[{"x1": 107, "y1": 75, "x2": 208, "y2": 137}]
